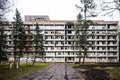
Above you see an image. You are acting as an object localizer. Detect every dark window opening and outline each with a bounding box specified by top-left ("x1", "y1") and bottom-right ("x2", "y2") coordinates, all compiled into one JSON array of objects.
[{"x1": 68, "y1": 30, "x2": 71, "y2": 34}]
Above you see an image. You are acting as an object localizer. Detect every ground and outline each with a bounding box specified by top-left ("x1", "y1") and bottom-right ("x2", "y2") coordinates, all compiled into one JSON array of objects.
[
  {"x1": 19, "y1": 63, "x2": 85, "y2": 80},
  {"x1": 4, "y1": 62, "x2": 119, "y2": 80}
]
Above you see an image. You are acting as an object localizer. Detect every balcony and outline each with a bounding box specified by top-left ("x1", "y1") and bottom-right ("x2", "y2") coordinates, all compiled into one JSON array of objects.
[
  {"x1": 107, "y1": 54, "x2": 117, "y2": 57},
  {"x1": 108, "y1": 39, "x2": 117, "y2": 41},
  {"x1": 107, "y1": 49, "x2": 117, "y2": 51},
  {"x1": 107, "y1": 33, "x2": 117, "y2": 35},
  {"x1": 96, "y1": 49, "x2": 106, "y2": 52},
  {"x1": 88, "y1": 54, "x2": 96, "y2": 57},
  {"x1": 107, "y1": 28, "x2": 117, "y2": 30},
  {"x1": 55, "y1": 44, "x2": 64, "y2": 46},
  {"x1": 45, "y1": 38, "x2": 55, "y2": 41},
  {"x1": 44, "y1": 33, "x2": 54, "y2": 36},
  {"x1": 96, "y1": 44, "x2": 107, "y2": 46},
  {"x1": 108, "y1": 58, "x2": 118, "y2": 62},
  {"x1": 44, "y1": 44, "x2": 54, "y2": 46},
  {"x1": 54, "y1": 38, "x2": 64, "y2": 41},
  {"x1": 97, "y1": 54, "x2": 106, "y2": 57},
  {"x1": 55, "y1": 31, "x2": 64, "y2": 35},
  {"x1": 108, "y1": 44, "x2": 118, "y2": 46}
]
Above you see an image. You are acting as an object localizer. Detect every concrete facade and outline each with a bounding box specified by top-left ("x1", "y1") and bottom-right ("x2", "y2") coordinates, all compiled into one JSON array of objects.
[
  {"x1": 23, "y1": 15, "x2": 119, "y2": 62},
  {"x1": 5, "y1": 15, "x2": 119, "y2": 63}
]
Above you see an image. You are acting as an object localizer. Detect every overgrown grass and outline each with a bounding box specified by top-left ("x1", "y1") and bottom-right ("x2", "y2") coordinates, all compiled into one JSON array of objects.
[
  {"x1": 105, "y1": 67, "x2": 120, "y2": 79},
  {"x1": 0, "y1": 63, "x2": 49, "y2": 80},
  {"x1": 70, "y1": 63, "x2": 120, "y2": 79}
]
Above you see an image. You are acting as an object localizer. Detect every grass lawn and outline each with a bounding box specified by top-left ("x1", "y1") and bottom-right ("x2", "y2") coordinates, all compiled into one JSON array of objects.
[{"x1": 0, "y1": 63, "x2": 49, "y2": 80}]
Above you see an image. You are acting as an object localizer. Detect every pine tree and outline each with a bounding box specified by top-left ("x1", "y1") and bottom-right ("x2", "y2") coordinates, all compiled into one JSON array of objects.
[
  {"x1": 33, "y1": 22, "x2": 45, "y2": 65},
  {"x1": 74, "y1": 0, "x2": 96, "y2": 64},
  {"x1": 0, "y1": 0, "x2": 11, "y2": 64},
  {"x1": 13, "y1": 9, "x2": 26, "y2": 66},
  {"x1": 0, "y1": 23, "x2": 8, "y2": 63}
]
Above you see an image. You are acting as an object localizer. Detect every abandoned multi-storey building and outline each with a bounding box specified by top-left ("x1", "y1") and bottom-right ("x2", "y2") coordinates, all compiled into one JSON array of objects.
[{"x1": 5, "y1": 15, "x2": 119, "y2": 62}]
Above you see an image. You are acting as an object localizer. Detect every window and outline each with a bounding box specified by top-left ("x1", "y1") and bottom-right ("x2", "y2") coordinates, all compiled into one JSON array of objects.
[
  {"x1": 65, "y1": 47, "x2": 67, "y2": 50},
  {"x1": 51, "y1": 41, "x2": 53, "y2": 44},
  {"x1": 92, "y1": 47, "x2": 95, "y2": 50},
  {"x1": 46, "y1": 47, "x2": 48, "y2": 50},
  {"x1": 68, "y1": 52, "x2": 70, "y2": 55},
  {"x1": 97, "y1": 41, "x2": 99, "y2": 44},
  {"x1": 51, "y1": 31, "x2": 54, "y2": 34},
  {"x1": 102, "y1": 26, "x2": 105, "y2": 29},
  {"x1": 113, "y1": 41, "x2": 116, "y2": 44},
  {"x1": 61, "y1": 47, "x2": 64, "y2": 50},
  {"x1": 58, "y1": 52, "x2": 61, "y2": 55},
  {"x1": 45, "y1": 31, "x2": 48, "y2": 34},
  {"x1": 97, "y1": 36, "x2": 99, "y2": 39},
  {"x1": 92, "y1": 36, "x2": 95, "y2": 39},
  {"x1": 97, "y1": 47, "x2": 99, "y2": 50},
  {"x1": 113, "y1": 47, "x2": 116, "y2": 49},
  {"x1": 68, "y1": 41, "x2": 71, "y2": 44},
  {"x1": 51, "y1": 36, "x2": 54, "y2": 39},
  {"x1": 102, "y1": 41, "x2": 105, "y2": 44},
  {"x1": 92, "y1": 41, "x2": 95, "y2": 44},
  {"x1": 102, "y1": 36, "x2": 105, "y2": 39},
  {"x1": 9, "y1": 35, "x2": 12, "y2": 39},
  {"x1": 68, "y1": 25, "x2": 71, "y2": 29},
  {"x1": 113, "y1": 36, "x2": 116, "y2": 39},
  {"x1": 51, "y1": 47, "x2": 54, "y2": 50},
  {"x1": 9, "y1": 41, "x2": 11, "y2": 44},
  {"x1": 65, "y1": 41, "x2": 67, "y2": 44},
  {"x1": 45, "y1": 36, "x2": 48, "y2": 39},
  {"x1": 55, "y1": 36, "x2": 58, "y2": 39},
  {"x1": 113, "y1": 52, "x2": 117, "y2": 55},
  {"x1": 102, "y1": 47, "x2": 106, "y2": 50},
  {"x1": 92, "y1": 27, "x2": 95, "y2": 29},
  {"x1": 68, "y1": 30, "x2": 71, "y2": 34},
  {"x1": 68, "y1": 36, "x2": 71, "y2": 39},
  {"x1": 92, "y1": 32, "x2": 95, "y2": 34},
  {"x1": 55, "y1": 41, "x2": 58, "y2": 45},
  {"x1": 108, "y1": 25, "x2": 110, "y2": 29},
  {"x1": 45, "y1": 41, "x2": 48, "y2": 44},
  {"x1": 108, "y1": 41, "x2": 110, "y2": 44},
  {"x1": 108, "y1": 47, "x2": 110, "y2": 50},
  {"x1": 61, "y1": 41, "x2": 64, "y2": 45},
  {"x1": 61, "y1": 36, "x2": 64, "y2": 39}
]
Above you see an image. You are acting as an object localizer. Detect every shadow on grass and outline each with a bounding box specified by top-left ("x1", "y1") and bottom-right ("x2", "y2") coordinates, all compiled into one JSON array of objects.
[{"x1": 81, "y1": 69, "x2": 109, "y2": 80}]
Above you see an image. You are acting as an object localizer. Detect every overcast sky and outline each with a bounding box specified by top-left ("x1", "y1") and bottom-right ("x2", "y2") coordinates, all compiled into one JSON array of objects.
[{"x1": 10, "y1": 0, "x2": 119, "y2": 21}]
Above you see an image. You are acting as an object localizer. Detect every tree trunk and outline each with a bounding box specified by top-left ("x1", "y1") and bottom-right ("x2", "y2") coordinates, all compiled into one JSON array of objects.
[
  {"x1": 82, "y1": 56, "x2": 85, "y2": 64},
  {"x1": 32, "y1": 53, "x2": 36, "y2": 65},
  {"x1": 0, "y1": 51, "x2": 2, "y2": 64},
  {"x1": 78, "y1": 49, "x2": 81, "y2": 64},
  {"x1": 14, "y1": 52, "x2": 16, "y2": 66},
  {"x1": 79, "y1": 57, "x2": 81, "y2": 64},
  {"x1": 26, "y1": 53, "x2": 28, "y2": 65}
]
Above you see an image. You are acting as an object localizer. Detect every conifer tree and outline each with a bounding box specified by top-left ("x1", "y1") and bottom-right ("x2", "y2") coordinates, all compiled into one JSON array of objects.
[
  {"x1": 33, "y1": 22, "x2": 45, "y2": 65},
  {"x1": 0, "y1": 0, "x2": 11, "y2": 63},
  {"x1": 13, "y1": 9, "x2": 26, "y2": 66},
  {"x1": 74, "y1": 0, "x2": 96, "y2": 64}
]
